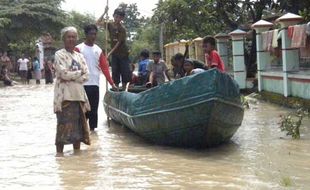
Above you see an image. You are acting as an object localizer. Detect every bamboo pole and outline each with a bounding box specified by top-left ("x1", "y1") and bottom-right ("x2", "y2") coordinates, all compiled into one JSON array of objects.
[{"x1": 104, "y1": 0, "x2": 111, "y2": 127}]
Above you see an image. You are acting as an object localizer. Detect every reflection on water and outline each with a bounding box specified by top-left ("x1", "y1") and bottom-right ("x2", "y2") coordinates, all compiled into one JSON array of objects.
[{"x1": 0, "y1": 82, "x2": 310, "y2": 189}]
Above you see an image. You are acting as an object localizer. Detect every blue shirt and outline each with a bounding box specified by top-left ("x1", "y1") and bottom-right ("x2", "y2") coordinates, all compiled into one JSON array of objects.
[
  {"x1": 138, "y1": 59, "x2": 150, "y2": 76},
  {"x1": 33, "y1": 60, "x2": 40, "y2": 71}
]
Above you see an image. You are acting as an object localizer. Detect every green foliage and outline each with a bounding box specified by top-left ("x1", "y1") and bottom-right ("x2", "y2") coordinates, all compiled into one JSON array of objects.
[
  {"x1": 279, "y1": 107, "x2": 309, "y2": 139},
  {"x1": 0, "y1": 1, "x2": 106, "y2": 55},
  {"x1": 240, "y1": 95, "x2": 250, "y2": 109},
  {"x1": 8, "y1": 39, "x2": 36, "y2": 56},
  {"x1": 270, "y1": 0, "x2": 310, "y2": 21},
  {"x1": 280, "y1": 176, "x2": 293, "y2": 187},
  {"x1": 151, "y1": 0, "x2": 292, "y2": 42},
  {"x1": 152, "y1": 0, "x2": 225, "y2": 42},
  {"x1": 241, "y1": 93, "x2": 260, "y2": 109},
  {"x1": 65, "y1": 11, "x2": 96, "y2": 43},
  {"x1": 130, "y1": 22, "x2": 160, "y2": 62},
  {"x1": 117, "y1": 3, "x2": 148, "y2": 41},
  {"x1": 299, "y1": 8, "x2": 310, "y2": 22},
  {"x1": 108, "y1": 3, "x2": 151, "y2": 61},
  {"x1": 0, "y1": 0, "x2": 66, "y2": 55}
]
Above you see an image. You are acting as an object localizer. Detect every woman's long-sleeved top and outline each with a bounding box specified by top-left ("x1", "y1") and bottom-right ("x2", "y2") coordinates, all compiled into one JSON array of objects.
[{"x1": 53, "y1": 48, "x2": 90, "y2": 113}]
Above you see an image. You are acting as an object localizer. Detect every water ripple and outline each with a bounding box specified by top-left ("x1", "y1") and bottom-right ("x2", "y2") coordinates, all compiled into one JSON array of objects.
[{"x1": 0, "y1": 81, "x2": 310, "y2": 189}]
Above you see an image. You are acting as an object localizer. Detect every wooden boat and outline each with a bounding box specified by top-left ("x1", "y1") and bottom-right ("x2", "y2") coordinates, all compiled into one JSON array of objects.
[{"x1": 103, "y1": 69, "x2": 244, "y2": 148}]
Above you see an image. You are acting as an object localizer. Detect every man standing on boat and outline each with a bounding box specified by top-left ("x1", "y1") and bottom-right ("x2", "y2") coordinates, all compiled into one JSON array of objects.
[
  {"x1": 75, "y1": 24, "x2": 117, "y2": 131},
  {"x1": 97, "y1": 7, "x2": 132, "y2": 90}
]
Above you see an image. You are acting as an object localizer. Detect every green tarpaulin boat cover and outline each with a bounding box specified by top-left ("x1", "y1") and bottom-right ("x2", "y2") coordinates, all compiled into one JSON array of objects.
[{"x1": 106, "y1": 69, "x2": 241, "y2": 116}]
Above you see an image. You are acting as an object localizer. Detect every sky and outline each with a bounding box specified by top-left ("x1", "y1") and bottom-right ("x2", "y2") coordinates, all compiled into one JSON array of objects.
[{"x1": 61, "y1": 0, "x2": 159, "y2": 19}]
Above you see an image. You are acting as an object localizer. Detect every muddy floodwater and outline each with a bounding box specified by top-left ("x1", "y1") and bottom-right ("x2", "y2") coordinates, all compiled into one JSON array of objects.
[{"x1": 1, "y1": 81, "x2": 310, "y2": 189}]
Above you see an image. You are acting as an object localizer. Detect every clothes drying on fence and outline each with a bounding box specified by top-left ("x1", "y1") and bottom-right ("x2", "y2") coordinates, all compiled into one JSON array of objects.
[
  {"x1": 261, "y1": 30, "x2": 274, "y2": 52},
  {"x1": 291, "y1": 24, "x2": 307, "y2": 48},
  {"x1": 302, "y1": 22, "x2": 310, "y2": 58},
  {"x1": 306, "y1": 22, "x2": 310, "y2": 36},
  {"x1": 288, "y1": 26, "x2": 294, "y2": 39},
  {"x1": 272, "y1": 29, "x2": 279, "y2": 48},
  {"x1": 300, "y1": 37, "x2": 310, "y2": 58}
]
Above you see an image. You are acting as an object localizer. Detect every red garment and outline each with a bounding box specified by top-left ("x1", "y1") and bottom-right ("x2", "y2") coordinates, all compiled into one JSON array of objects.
[
  {"x1": 291, "y1": 24, "x2": 307, "y2": 48},
  {"x1": 205, "y1": 50, "x2": 225, "y2": 72},
  {"x1": 98, "y1": 53, "x2": 114, "y2": 85},
  {"x1": 300, "y1": 37, "x2": 310, "y2": 58},
  {"x1": 288, "y1": 26, "x2": 294, "y2": 39},
  {"x1": 130, "y1": 73, "x2": 139, "y2": 85}
]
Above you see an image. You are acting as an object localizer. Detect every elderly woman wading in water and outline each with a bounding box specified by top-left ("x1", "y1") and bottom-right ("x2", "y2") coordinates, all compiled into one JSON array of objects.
[{"x1": 54, "y1": 26, "x2": 91, "y2": 154}]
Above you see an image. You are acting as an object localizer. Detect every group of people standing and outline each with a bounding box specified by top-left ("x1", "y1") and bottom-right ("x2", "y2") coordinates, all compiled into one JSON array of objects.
[
  {"x1": 17, "y1": 55, "x2": 54, "y2": 85},
  {"x1": 0, "y1": 49, "x2": 55, "y2": 86},
  {"x1": 53, "y1": 7, "x2": 226, "y2": 154}
]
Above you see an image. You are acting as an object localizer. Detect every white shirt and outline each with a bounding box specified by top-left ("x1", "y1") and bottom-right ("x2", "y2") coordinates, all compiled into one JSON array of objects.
[
  {"x1": 36, "y1": 42, "x2": 44, "y2": 70},
  {"x1": 191, "y1": 68, "x2": 205, "y2": 75},
  {"x1": 18, "y1": 58, "x2": 29, "y2": 71},
  {"x1": 76, "y1": 43, "x2": 102, "y2": 86}
]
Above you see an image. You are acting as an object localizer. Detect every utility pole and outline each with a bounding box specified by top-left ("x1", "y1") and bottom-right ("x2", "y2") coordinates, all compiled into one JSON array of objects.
[{"x1": 159, "y1": 22, "x2": 164, "y2": 54}]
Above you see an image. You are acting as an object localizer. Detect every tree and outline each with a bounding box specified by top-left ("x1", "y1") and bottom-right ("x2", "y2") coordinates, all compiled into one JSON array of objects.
[
  {"x1": 64, "y1": 11, "x2": 108, "y2": 52},
  {"x1": 108, "y1": 3, "x2": 149, "y2": 60},
  {"x1": 130, "y1": 20, "x2": 160, "y2": 62},
  {"x1": 65, "y1": 11, "x2": 96, "y2": 42},
  {"x1": 0, "y1": 0, "x2": 66, "y2": 55},
  {"x1": 152, "y1": 0, "x2": 225, "y2": 43},
  {"x1": 117, "y1": 3, "x2": 147, "y2": 42},
  {"x1": 275, "y1": 0, "x2": 310, "y2": 21},
  {"x1": 151, "y1": 0, "x2": 310, "y2": 77}
]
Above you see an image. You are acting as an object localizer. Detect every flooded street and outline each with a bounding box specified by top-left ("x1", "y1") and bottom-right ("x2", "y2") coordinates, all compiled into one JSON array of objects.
[{"x1": 1, "y1": 80, "x2": 310, "y2": 190}]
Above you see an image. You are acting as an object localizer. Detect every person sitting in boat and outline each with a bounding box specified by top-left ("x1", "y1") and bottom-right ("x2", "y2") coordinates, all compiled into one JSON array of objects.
[
  {"x1": 183, "y1": 59, "x2": 205, "y2": 76},
  {"x1": 173, "y1": 52, "x2": 206, "y2": 79},
  {"x1": 146, "y1": 51, "x2": 170, "y2": 87},
  {"x1": 137, "y1": 49, "x2": 150, "y2": 85},
  {"x1": 129, "y1": 62, "x2": 139, "y2": 86},
  {"x1": 203, "y1": 36, "x2": 225, "y2": 72}
]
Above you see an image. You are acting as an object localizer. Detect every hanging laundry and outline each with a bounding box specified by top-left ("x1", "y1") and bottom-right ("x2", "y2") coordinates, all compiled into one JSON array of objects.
[
  {"x1": 272, "y1": 29, "x2": 279, "y2": 48},
  {"x1": 291, "y1": 24, "x2": 307, "y2": 48},
  {"x1": 300, "y1": 37, "x2": 310, "y2": 58},
  {"x1": 267, "y1": 31, "x2": 274, "y2": 51},
  {"x1": 261, "y1": 30, "x2": 274, "y2": 51},
  {"x1": 288, "y1": 26, "x2": 294, "y2": 39},
  {"x1": 306, "y1": 22, "x2": 310, "y2": 36},
  {"x1": 261, "y1": 31, "x2": 268, "y2": 51}
]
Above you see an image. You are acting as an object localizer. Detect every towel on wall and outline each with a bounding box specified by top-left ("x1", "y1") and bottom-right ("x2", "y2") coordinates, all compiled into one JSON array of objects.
[
  {"x1": 288, "y1": 26, "x2": 294, "y2": 39},
  {"x1": 272, "y1": 29, "x2": 279, "y2": 48},
  {"x1": 300, "y1": 36, "x2": 310, "y2": 58},
  {"x1": 306, "y1": 22, "x2": 310, "y2": 36},
  {"x1": 261, "y1": 30, "x2": 274, "y2": 51},
  {"x1": 291, "y1": 24, "x2": 307, "y2": 48}
]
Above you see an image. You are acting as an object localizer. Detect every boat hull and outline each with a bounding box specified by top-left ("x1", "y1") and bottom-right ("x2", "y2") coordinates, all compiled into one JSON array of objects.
[
  {"x1": 104, "y1": 69, "x2": 244, "y2": 148},
  {"x1": 104, "y1": 97, "x2": 243, "y2": 147}
]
